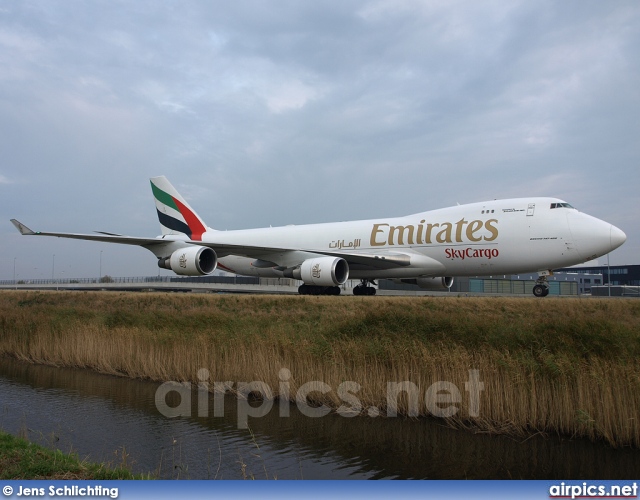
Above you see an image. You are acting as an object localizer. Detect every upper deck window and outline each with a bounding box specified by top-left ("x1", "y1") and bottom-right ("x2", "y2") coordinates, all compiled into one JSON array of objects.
[{"x1": 550, "y1": 202, "x2": 575, "y2": 209}]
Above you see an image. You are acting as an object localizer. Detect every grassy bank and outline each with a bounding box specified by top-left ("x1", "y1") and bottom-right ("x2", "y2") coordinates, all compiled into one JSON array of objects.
[
  {"x1": 0, "y1": 291, "x2": 638, "y2": 448},
  {"x1": 0, "y1": 431, "x2": 143, "y2": 479}
]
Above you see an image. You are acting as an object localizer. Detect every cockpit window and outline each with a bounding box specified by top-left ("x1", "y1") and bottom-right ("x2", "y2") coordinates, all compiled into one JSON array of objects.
[{"x1": 550, "y1": 202, "x2": 575, "y2": 209}]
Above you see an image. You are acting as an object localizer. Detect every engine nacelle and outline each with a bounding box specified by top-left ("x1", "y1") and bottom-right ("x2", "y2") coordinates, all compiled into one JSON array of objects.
[
  {"x1": 395, "y1": 277, "x2": 454, "y2": 291},
  {"x1": 285, "y1": 257, "x2": 349, "y2": 286},
  {"x1": 158, "y1": 246, "x2": 217, "y2": 276}
]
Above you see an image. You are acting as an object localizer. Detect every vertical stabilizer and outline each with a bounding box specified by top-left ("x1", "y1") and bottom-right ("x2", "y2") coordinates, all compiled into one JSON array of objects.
[{"x1": 150, "y1": 176, "x2": 209, "y2": 240}]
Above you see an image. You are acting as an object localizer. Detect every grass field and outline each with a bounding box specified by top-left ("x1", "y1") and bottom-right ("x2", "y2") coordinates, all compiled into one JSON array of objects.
[
  {"x1": 0, "y1": 291, "x2": 638, "y2": 447},
  {"x1": 0, "y1": 431, "x2": 142, "y2": 480}
]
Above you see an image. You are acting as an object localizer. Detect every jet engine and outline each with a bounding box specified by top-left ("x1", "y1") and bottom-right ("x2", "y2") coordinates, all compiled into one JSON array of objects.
[
  {"x1": 285, "y1": 257, "x2": 349, "y2": 286},
  {"x1": 158, "y1": 246, "x2": 217, "y2": 276},
  {"x1": 395, "y1": 277, "x2": 454, "y2": 291}
]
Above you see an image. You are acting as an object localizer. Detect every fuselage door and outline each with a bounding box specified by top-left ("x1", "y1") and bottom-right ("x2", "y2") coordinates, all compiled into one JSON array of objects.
[{"x1": 526, "y1": 203, "x2": 535, "y2": 216}]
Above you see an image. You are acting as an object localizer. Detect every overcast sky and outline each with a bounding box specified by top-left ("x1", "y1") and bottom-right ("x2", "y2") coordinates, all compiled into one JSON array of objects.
[{"x1": 1, "y1": 1, "x2": 638, "y2": 280}]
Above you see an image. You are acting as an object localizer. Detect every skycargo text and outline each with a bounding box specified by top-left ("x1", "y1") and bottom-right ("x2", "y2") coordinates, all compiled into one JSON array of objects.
[{"x1": 445, "y1": 248, "x2": 499, "y2": 260}]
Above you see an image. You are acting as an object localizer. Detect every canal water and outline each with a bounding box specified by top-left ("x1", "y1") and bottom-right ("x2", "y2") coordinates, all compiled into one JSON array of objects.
[{"x1": 0, "y1": 357, "x2": 638, "y2": 479}]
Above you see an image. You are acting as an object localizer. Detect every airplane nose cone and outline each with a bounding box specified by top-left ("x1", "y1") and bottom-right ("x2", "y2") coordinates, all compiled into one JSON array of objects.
[
  {"x1": 610, "y1": 225, "x2": 626, "y2": 251},
  {"x1": 567, "y1": 212, "x2": 626, "y2": 261}
]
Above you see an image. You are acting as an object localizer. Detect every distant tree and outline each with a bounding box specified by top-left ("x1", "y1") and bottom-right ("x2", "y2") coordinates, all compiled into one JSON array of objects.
[{"x1": 100, "y1": 275, "x2": 113, "y2": 283}]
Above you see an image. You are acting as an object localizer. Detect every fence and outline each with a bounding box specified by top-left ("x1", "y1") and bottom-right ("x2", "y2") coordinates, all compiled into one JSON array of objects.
[
  {"x1": 469, "y1": 279, "x2": 578, "y2": 296},
  {"x1": 0, "y1": 275, "x2": 298, "y2": 287}
]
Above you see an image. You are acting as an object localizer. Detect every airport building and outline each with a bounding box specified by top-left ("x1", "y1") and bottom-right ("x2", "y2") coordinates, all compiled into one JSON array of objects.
[
  {"x1": 555, "y1": 264, "x2": 640, "y2": 287},
  {"x1": 380, "y1": 271, "x2": 603, "y2": 296}
]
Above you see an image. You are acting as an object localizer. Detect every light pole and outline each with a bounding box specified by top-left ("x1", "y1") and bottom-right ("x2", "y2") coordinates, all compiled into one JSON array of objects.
[
  {"x1": 52, "y1": 254, "x2": 55, "y2": 282},
  {"x1": 13, "y1": 257, "x2": 16, "y2": 289},
  {"x1": 607, "y1": 252, "x2": 611, "y2": 297},
  {"x1": 100, "y1": 250, "x2": 103, "y2": 282}
]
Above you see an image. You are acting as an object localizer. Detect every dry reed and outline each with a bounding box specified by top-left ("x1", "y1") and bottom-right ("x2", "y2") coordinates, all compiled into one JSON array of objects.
[{"x1": 0, "y1": 291, "x2": 638, "y2": 448}]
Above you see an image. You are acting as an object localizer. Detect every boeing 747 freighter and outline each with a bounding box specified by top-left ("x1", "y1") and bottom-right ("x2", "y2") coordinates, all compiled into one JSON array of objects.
[{"x1": 11, "y1": 176, "x2": 626, "y2": 297}]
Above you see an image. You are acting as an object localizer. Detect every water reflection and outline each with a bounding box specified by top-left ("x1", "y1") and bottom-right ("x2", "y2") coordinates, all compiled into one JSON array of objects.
[{"x1": 0, "y1": 357, "x2": 638, "y2": 479}]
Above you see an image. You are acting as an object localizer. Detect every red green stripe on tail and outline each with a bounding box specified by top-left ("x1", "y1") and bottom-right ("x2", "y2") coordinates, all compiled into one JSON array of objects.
[{"x1": 150, "y1": 177, "x2": 207, "y2": 241}]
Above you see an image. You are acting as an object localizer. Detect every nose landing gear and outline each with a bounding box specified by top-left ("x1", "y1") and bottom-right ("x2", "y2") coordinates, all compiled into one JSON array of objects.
[{"x1": 532, "y1": 276, "x2": 550, "y2": 297}]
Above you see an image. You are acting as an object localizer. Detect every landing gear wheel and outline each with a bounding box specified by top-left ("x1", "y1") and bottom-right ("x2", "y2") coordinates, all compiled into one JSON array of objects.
[
  {"x1": 353, "y1": 280, "x2": 377, "y2": 296},
  {"x1": 532, "y1": 284, "x2": 548, "y2": 298},
  {"x1": 532, "y1": 274, "x2": 550, "y2": 298},
  {"x1": 298, "y1": 284, "x2": 342, "y2": 296}
]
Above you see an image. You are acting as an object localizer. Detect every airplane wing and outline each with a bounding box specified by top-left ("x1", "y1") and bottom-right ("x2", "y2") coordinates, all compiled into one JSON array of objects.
[
  {"x1": 10, "y1": 219, "x2": 295, "y2": 255},
  {"x1": 11, "y1": 219, "x2": 442, "y2": 272},
  {"x1": 9, "y1": 218, "x2": 324, "y2": 258},
  {"x1": 11, "y1": 219, "x2": 170, "y2": 247}
]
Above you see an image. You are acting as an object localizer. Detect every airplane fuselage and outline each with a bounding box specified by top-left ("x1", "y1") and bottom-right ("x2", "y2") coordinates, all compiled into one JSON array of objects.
[{"x1": 211, "y1": 197, "x2": 624, "y2": 280}]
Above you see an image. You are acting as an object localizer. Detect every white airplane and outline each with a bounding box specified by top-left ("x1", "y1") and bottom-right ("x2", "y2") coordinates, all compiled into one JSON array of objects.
[{"x1": 11, "y1": 176, "x2": 626, "y2": 297}]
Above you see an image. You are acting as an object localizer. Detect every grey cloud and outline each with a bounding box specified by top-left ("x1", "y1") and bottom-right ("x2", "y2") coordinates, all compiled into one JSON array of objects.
[{"x1": 1, "y1": 0, "x2": 638, "y2": 279}]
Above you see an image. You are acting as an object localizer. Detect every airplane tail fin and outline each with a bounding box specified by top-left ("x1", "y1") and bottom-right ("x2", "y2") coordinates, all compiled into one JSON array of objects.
[{"x1": 150, "y1": 176, "x2": 210, "y2": 241}]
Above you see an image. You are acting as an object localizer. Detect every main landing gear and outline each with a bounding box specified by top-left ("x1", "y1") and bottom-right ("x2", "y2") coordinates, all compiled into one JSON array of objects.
[
  {"x1": 532, "y1": 276, "x2": 550, "y2": 297},
  {"x1": 298, "y1": 284, "x2": 341, "y2": 296},
  {"x1": 353, "y1": 280, "x2": 377, "y2": 296}
]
